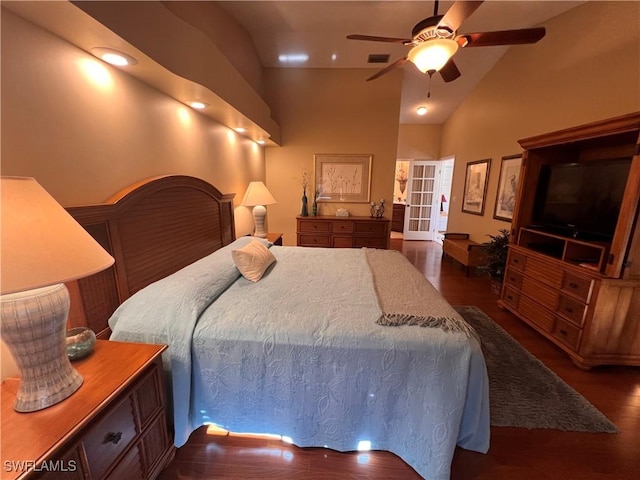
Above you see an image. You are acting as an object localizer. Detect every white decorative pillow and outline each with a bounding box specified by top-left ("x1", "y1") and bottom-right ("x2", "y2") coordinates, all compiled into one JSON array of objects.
[{"x1": 231, "y1": 239, "x2": 276, "y2": 282}]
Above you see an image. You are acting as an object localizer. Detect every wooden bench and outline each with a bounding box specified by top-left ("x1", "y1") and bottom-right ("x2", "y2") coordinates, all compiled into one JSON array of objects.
[{"x1": 442, "y1": 233, "x2": 487, "y2": 276}]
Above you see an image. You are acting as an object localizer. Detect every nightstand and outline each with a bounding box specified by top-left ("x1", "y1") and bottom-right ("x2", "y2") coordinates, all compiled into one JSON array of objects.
[
  {"x1": 1, "y1": 340, "x2": 174, "y2": 479},
  {"x1": 266, "y1": 232, "x2": 283, "y2": 246}
]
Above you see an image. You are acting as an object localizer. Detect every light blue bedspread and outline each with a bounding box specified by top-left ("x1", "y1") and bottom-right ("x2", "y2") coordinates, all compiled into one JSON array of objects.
[{"x1": 109, "y1": 238, "x2": 489, "y2": 480}]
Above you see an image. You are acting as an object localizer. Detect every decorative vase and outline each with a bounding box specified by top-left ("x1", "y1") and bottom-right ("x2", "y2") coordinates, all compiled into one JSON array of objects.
[
  {"x1": 301, "y1": 192, "x2": 309, "y2": 217},
  {"x1": 312, "y1": 199, "x2": 318, "y2": 216},
  {"x1": 398, "y1": 179, "x2": 407, "y2": 194}
]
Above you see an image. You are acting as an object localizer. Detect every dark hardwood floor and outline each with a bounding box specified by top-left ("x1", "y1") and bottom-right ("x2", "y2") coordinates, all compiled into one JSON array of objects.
[{"x1": 158, "y1": 239, "x2": 640, "y2": 480}]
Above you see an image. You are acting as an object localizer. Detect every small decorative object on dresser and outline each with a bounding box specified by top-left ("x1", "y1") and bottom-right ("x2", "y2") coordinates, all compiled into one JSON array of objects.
[
  {"x1": 370, "y1": 199, "x2": 386, "y2": 218},
  {"x1": 298, "y1": 170, "x2": 310, "y2": 217},
  {"x1": 312, "y1": 189, "x2": 320, "y2": 216}
]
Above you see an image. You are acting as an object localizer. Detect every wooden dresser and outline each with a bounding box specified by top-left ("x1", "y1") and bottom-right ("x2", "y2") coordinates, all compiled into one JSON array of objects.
[
  {"x1": 1, "y1": 340, "x2": 174, "y2": 479},
  {"x1": 500, "y1": 113, "x2": 640, "y2": 368},
  {"x1": 296, "y1": 216, "x2": 390, "y2": 249}
]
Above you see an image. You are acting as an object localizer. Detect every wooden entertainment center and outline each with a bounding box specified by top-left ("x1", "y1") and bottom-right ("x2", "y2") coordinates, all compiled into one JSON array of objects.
[{"x1": 499, "y1": 112, "x2": 640, "y2": 369}]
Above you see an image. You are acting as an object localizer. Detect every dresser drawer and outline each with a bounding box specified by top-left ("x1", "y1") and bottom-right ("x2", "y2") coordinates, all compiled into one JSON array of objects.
[
  {"x1": 354, "y1": 221, "x2": 388, "y2": 234},
  {"x1": 84, "y1": 396, "x2": 138, "y2": 480},
  {"x1": 507, "y1": 251, "x2": 527, "y2": 272},
  {"x1": 332, "y1": 236, "x2": 353, "y2": 248},
  {"x1": 522, "y1": 256, "x2": 564, "y2": 289},
  {"x1": 502, "y1": 287, "x2": 520, "y2": 309},
  {"x1": 298, "y1": 220, "x2": 331, "y2": 233},
  {"x1": 298, "y1": 234, "x2": 330, "y2": 247},
  {"x1": 518, "y1": 296, "x2": 556, "y2": 333},
  {"x1": 504, "y1": 269, "x2": 523, "y2": 290},
  {"x1": 553, "y1": 317, "x2": 582, "y2": 350},
  {"x1": 521, "y1": 277, "x2": 559, "y2": 310},
  {"x1": 561, "y1": 273, "x2": 593, "y2": 302},
  {"x1": 105, "y1": 444, "x2": 143, "y2": 480},
  {"x1": 556, "y1": 295, "x2": 587, "y2": 327},
  {"x1": 332, "y1": 221, "x2": 354, "y2": 233}
]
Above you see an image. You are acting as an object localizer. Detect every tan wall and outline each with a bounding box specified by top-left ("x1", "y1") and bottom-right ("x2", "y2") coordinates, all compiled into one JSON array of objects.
[
  {"x1": 0, "y1": 10, "x2": 268, "y2": 378},
  {"x1": 441, "y1": 1, "x2": 640, "y2": 243},
  {"x1": 263, "y1": 68, "x2": 403, "y2": 245},
  {"x1": 397, "y1": 124, "x2": 442, "y2": 160},
  {"x1": 1, "y1": 9, "x2": 264, "y2": 227}
]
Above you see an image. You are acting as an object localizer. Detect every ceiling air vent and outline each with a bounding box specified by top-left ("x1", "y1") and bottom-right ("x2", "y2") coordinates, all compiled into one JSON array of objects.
[{"x1": 367, "y1": 54, "x2": 390, "y2": 64}]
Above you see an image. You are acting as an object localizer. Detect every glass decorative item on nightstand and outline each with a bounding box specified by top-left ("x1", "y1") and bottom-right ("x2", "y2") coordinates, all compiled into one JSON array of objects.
[{"x1": 66, "y1": 327, "x2": 96, "y2": 361}]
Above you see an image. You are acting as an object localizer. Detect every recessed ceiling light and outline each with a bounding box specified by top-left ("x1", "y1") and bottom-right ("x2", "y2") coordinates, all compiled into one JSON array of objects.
[
  {"x1": 91, "y1": 48, "x2": 138, "y2": 66},
  {"x1": 188, "y1": 101, "x2": 207, "y2": 109},
  {"x1": 235, "y1": 127, "x2": 246, "y2": 133},
  {"x1": 278, "y1": 54, "x2": 309, "y2": 64},
  {"x1": 416, "y1": 106, "x2": 428, "y2": 116}
]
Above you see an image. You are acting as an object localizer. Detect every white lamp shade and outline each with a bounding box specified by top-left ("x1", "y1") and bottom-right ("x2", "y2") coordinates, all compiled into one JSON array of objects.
[
  {"x1": 408, "y1": 39, "x2": 459, "y2": 73},
  {"x1": 241, "y1": 181, "x2": 276, "y2": 207},
  {"x1": 1, "y1": 177, "x2": 115, "y2": 294}
]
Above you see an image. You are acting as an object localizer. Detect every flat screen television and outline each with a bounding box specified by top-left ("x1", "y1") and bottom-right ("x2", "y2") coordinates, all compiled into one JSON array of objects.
[{"x1": 531, "y1": 158, "x2": 632, "y2": 241}]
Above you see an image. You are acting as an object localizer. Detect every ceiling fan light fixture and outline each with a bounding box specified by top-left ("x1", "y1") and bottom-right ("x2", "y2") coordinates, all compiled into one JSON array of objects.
[
  {"x1": 416, "y1": 106, "x2": 428, "y2": 116},
  {"x1": 407, "y1": 39, "x2": 459, "y2": 73}
]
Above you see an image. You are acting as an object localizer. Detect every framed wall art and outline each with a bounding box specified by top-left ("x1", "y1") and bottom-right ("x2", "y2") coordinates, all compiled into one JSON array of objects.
[
  {"x1": 314, "y1": 154, "x2": 372, "y2": 203},
  {"x1": 462, "y1": 158, "x2": 490, "y2": 215},
  {"x1": 493, "y1": 154, "x2": 523, "y2": 222}
]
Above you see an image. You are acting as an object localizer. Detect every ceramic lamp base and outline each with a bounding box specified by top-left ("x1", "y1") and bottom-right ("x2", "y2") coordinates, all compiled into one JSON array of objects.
[
  {"x1": 0, "y1": 283, "x2": 83, "y2": 412},
  {"x1": 252, "y1": 204, "x2": 268, "y2": 238}
]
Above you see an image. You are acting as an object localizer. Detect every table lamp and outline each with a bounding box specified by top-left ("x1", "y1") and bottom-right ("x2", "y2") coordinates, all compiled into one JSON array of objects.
[
  {"x1": 240, "y1": 181, "x2": 276, "y2": 238},
  {"x1": 0, "y1": 177, "x2": 115, "y2": 412}
]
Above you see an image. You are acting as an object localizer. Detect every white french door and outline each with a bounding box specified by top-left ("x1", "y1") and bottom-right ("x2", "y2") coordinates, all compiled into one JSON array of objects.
[{"x1": 403, "y1": 161, "x2": 441, "y2": 241}]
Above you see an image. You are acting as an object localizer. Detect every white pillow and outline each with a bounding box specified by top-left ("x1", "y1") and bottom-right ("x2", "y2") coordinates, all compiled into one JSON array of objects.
[{"x1": 231, "y1": 239, "x2": 276, "y2": 282}]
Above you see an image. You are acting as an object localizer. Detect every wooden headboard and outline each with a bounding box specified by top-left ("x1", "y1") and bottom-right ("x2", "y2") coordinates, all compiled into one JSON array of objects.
[{"x1": 66, "y1": 175, "x2": 236, "y2": 337}]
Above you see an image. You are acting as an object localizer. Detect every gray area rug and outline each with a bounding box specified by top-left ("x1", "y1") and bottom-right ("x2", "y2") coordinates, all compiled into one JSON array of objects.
[{"x1": 454, "y1": 305, "x2": 618, "y2": 433}]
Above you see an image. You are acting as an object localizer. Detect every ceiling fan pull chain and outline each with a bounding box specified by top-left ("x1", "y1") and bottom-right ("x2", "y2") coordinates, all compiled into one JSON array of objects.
[
  {"x1": 434, "y1": 0, "x2": 439, "y2": 17},
  {"x1": 427, "y1": 71, "x2": 433, "y2": 99}
]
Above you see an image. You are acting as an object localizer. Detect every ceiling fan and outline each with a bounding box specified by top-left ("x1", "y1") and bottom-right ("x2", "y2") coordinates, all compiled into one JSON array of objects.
[{"x1": 347, "y1": 0, "x2": 546, "y2": 82}]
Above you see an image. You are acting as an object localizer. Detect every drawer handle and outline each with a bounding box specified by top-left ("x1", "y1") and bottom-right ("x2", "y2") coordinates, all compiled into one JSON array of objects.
[
  {"x1": 512, "y1": 258, "x2": 520, "y2": 264},
  {"x1": 106, "y1": 432, "x2": 123, "y2": 445},
  {"x1": 506, "y1": 295, "x2": 513, "y2": 300},
  {"x1": 564, "y1": 306, "x2": 574, "y2": 314},
  {"x1": 569, "y1": 282, "x2": 578, "y2": 289},
  {"x1": 509, "y1": 276, "x2": 516, "y2": 282},
  {"x1": 559, "y1": 329, "x2": 568, "y2": 337}
]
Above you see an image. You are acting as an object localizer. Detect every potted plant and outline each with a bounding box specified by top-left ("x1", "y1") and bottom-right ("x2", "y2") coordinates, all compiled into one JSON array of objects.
[{"x1": 481, "y1": 228, "x2": 510, "y2": 294}]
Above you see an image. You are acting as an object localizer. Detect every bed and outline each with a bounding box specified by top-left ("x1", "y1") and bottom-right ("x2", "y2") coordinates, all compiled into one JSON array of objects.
[{"x1": 68, "y1": 175, "x2": 490, "y2": 480}]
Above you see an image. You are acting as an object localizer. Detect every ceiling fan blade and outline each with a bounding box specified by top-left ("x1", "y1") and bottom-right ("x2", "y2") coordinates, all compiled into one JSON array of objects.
[
  {"x1": 438, "y1": 1, "x2": 484, "y2": 32},
  {"x1": 366, "y1": 57, "x2": 408, "y2": 81},
  {"x1": 347, "y1": 34, "x2": 412, "y2": 44},
  {"x1": 459, "y1": 27, "x2": 546, "y2": 47},
  {"x1": 439, "y1": 59, "x2": 461, "y2": 83}
]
